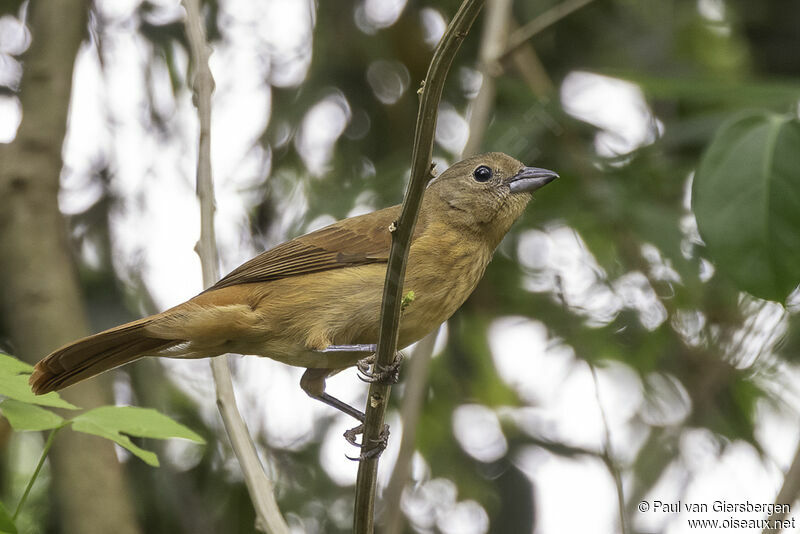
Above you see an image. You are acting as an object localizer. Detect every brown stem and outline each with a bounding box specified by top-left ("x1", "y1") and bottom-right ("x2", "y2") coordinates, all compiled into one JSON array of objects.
[{"x1": 352, "y1": 1, "x2": 485, "y2": 532}]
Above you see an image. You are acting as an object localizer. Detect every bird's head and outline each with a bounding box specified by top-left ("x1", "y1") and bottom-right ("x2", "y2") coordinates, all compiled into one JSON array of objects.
[{"x1": 426, "y1": 152, "x2": 558, "y2": 246}]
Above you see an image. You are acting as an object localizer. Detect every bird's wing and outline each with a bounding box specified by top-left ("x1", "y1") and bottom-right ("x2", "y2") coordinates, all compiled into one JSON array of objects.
[{"x1": 209, "y1": 205, "x2": 417, "y2": 290}]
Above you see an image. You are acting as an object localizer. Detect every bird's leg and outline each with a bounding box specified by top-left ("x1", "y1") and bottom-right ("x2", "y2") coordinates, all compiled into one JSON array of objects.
[
  {"x1": 305, "y1": 344, "x2": 397, "y2": 459},
  {"x1": 321, "y1": 344, "x2": 377, "y2": 353},
  {"x1": 358, "y1": 351, "x2": 404, "y2": 385},
  {"x1": 300, "y1": 368, "x2": 365, "y2": 422},
  {"x1": 300, "y1": 370, "x2": 390, "y2": 460}
]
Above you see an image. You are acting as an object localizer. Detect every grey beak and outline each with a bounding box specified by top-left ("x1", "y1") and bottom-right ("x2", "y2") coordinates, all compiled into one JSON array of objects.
[{"x1": 507, "y1": 166, "x2": 559, "y2": 193}]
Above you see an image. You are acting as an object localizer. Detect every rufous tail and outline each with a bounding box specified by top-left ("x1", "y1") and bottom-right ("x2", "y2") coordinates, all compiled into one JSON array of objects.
[{"x1": 30, "y1": 315, "x2": 181, "y2": 395}]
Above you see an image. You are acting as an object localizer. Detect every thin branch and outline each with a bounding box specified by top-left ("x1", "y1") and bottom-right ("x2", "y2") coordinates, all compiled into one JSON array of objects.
[
  {"x1": 181, "y1": 1, "x2": 289, "y2": 533},
  {"x1": 462, "y1": 0, "x2": 513, "y2": 158},
  {"x1": 500, "y1": 0, "x2": 597, "y2": 61},
  {"x1": 14, "y1": 428, "x2": 60, "y2": 521},
  {"x1": 352, "y1": 1, "x2": 485, "y2": 532},
  {"x1": 381, "y1": 329, "x2": 438, "y2": 534},
  {"x1": 590, "y1": 364, "x2": 629, "y2": 534},
  {"x1": 506, "y1": 17, "x2": 555, "y2": 98},
  {"x1": 382, "y1": 4, "x2": 510, "y2": 526},
  {"x1": 762, "y1": 440, "x2": 800, "y2": 534},
  {"x1": 382, "y1": 3, "x2": 516, "y2": 528}
]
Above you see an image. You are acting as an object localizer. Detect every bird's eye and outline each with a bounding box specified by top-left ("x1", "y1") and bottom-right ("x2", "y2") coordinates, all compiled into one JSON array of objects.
[{"x1": 473, "y1": 165, "x2": 493, "y2": 182}]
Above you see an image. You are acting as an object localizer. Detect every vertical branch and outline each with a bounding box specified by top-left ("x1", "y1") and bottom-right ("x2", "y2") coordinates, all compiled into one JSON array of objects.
[
  {"x1": 589, "y1": 364, "x2": 629, "y2": 534},
  {"x1": 762, "y1": 441, "x2": 800, "y2": 534},
  {"x1": 352, "y1": 1, "x2": 484, "y2": 532},
  {"x1": 382, "y1": 3, "x2": 510, "y2": 528},
  {"x1": 181, "y1": 1, "x2": 289, "y2": 533}
]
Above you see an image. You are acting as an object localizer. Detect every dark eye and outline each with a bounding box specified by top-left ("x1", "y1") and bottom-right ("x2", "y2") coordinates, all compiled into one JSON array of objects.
[{"x1": 473, "y1": 165, "x2": 493, "y2": 182}]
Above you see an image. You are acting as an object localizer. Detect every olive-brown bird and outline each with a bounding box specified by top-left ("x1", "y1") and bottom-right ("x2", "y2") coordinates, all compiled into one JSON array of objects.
[{"x1": 30, "y1": 152, "x2": 557, "y2": 420}]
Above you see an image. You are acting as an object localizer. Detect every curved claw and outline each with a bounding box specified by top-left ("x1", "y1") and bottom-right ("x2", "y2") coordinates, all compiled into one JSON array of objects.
[
  {"x1": 343, "y1": 423, "x2": 391, "y2": 461},
  {"x1": 357, "y1": 352, "x2": 404, "y2": 384}
]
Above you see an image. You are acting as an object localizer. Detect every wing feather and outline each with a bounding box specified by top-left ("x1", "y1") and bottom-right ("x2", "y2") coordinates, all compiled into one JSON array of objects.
[{"x1": 209, "y1": 204, "x2": 417, "y2": 290}]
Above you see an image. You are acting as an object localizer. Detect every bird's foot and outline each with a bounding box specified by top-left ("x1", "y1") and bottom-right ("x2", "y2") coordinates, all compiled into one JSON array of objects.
[
  {"x1": 344, "y1": 423, "x2": 390, "y2": 461},
  {"x1": 357, "y1": 352, "x2": 404, "y2": 384}
]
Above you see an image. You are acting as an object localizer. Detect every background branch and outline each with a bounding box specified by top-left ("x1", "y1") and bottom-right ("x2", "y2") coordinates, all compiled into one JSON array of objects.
[
  {"x1": 181, "y1": 1, "x2": 289, "y2": 532},
  {"x1": 501, "y1": 0, "x2": 597, "y2": 61},
  {"x1": 762, "y1": 441, "x2": 800, "y2": 534},
  {"x1": 590, "y1": 364, "x2": 629, "y2": 534},
  {"x1": 352, "y1": 1, "x2": 485, "y2": 532},
  {"x1": 461, "y1": 0, "x2": 513, "y2": 158}
]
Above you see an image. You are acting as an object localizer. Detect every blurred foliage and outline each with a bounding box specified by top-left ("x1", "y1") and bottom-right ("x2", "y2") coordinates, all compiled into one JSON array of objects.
[
  {"x1": 693, "y1": 110, "x2": 800, "y2": 302},
  {"x1": 2, "y1": 0, "x2": 800, "y2": 532}
]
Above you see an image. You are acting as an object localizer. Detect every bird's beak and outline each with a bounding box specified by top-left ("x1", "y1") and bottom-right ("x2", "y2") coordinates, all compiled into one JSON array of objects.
[{"x1": 507, "y1": 166, "x2": 559, "y2": 194}]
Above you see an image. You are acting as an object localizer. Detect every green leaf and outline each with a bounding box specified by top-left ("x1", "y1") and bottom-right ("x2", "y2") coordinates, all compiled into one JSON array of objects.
[
  {"x1": 0, "y1": 400, "x2": 64, "y2": 431},
  {"x1": 71, "y1": 419, "x2": 160, "y2": 467},
  {"x1": 0, "y1": 354, "x2": 33, "y2": 374},
  {"x1": 0, "y1": 355, "x2": 78, "y2": 410},
  {"x1": 71, "y1": 406, "x2": 205, "y2": 467},
  {"x1": 0, "y1": 500, "x2": 16, "y2": 534},
  {"x1": 693, "y1": 110, "x2": 800, "y2": 301}
]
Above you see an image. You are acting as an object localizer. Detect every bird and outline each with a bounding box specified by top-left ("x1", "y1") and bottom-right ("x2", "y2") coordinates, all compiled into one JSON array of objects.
[{"x1": 30, "y1": 152, "x2": 557, "y2": 422}]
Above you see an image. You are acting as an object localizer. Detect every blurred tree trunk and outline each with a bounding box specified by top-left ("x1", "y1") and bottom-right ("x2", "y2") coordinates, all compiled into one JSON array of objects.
[{"x1": 0, "y1": 2, "x2": 142, "y2": 534}]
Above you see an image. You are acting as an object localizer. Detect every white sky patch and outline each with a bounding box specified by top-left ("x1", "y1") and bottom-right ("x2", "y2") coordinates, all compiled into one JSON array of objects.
[
  {"x1": 517, "y1": 225, "x2": 673, "y2": 331},
  {"x1": 517, "y1": 225, "x2": 622, "y2": 326},
  {"x1": 0, "y1": 95, "x2": 21, "y2": 142},
  {"x1": 356, "y1": 0, "x2": 408, "y2": 33},
  {"x1": 436, "y1": 101, "x2": 469, "y2": 156},
  {"x1": 488, "y1": 316, "x2": 574, "y2": 405},
  {"x1": 517, "y1": 448, "x2": 620, "y2": 534},
  {"x1": 452, "y1": 404, "x2": 508, "y2": 463},
  {"x1": 493, "y1": 328, "x2": 647, "y2": 461},
  {"x1": 672, "y1": 440, "x2": 782, "y2": 533},
  {"x1": 94, "y1": 0, "x2": 140, "y2": 21},
  {"x1": 347, "y1": 189, "x2": 379, "y2": 218},
  {"x1": 419, "y1": 8, "x2": 446, "y2": 47},
  {"x1": 437, "y1": 500, "x2": 489, "y2": 534},
  {"x1": 640, "y1": 372, "x2": 692, "y2": 426},
  {"x1": 697, "y1": 0, "x2": 726, "y2": 22},
  {"x1": 402, "y1": 477, "x2": 489, "y2": 534},
  {"x1": 0, "y1": 14, "x2": 30, "y2": 55},
  {"x1": 366, "y1": 59, "x2": 410, "y2": 105},
  {"x1": 221, "y1": 0, "x2": 315, "y2": 87},
  {"x1": 561, "y1": 71, "x2": 663, "y2": 157},
  {"x1": 403, "y1": 478, "x2": 458, "y2": 531},
  {"x1": 295, "y1": 92, "x2": 351, "y2": 176}
]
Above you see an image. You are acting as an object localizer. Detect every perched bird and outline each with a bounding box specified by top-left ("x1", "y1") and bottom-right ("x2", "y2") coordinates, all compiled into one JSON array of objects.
[{"x1": 30, "y1": 152, "x2": 557, "y2": 420}]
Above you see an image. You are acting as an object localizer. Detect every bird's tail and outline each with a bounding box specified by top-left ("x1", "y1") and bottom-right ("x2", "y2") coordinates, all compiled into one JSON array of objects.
[{"x1": 29, "y1": 314, "x2": 182, "y2": 395}]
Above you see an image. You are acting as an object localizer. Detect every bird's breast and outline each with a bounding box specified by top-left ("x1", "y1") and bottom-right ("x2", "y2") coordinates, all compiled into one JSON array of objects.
[{"x1": 398, "y1": 223, "x2": 493, "y2": 346}]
